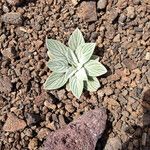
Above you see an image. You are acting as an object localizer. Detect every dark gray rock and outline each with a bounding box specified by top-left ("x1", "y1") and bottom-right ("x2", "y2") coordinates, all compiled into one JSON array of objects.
[{"x1": 44, "y1": 108, "x2": 107, "y2": 150}]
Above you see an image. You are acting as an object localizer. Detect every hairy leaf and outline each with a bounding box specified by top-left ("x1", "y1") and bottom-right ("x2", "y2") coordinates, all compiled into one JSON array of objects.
[
  {"x1": 67, "y1": 49, "x2": 79, "y2": 66},
  {"x1": 85, "y1": 77, "x2": 100, "y2": 92},
  {"x1": 69, "y1": 76, "x2": 83, "y2": 99},
  {"x1": 65, "y1": 67, "x2": 77, "y2": 79},
  {"x1": 84, "y1": 60, "x2": 107, "y2": 77},
  {"x1": 47, "y1": 59, "x2": 69, "y2": 73},
  {"x1": 66, "y1": 82, "x2": 70, "y2": 91},
  {"x1": 43, "y1": 73, "x2": 68, "y2": 90},
  {"x1": 76, "y1": 43, "x2": 96, "y2": 65},
  {"x1": 46, "y1": 39, "x2": 68, "y2": 60},
  {"x1": 68, "y1": 28, "x2": 85, "y2": 51},
  {"x1": 75, "y1": 67, "x2": 88, "y2": 81}
]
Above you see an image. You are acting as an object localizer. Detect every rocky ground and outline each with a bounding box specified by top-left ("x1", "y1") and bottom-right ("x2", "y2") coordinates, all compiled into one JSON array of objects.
[{"x1": 0, "y1": 0, "x2": 150, "y2": 150}]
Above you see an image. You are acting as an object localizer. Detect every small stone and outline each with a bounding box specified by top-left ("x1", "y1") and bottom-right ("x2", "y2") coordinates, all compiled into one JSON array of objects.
[
  {"x1": 1, "y1": 47, "x2": 16, "y2": 59},
  {"x1": 65, "y1": 103, "x2": 75, "y2": 113},
  {"x1": 25, "y1": 113, "x2": 41, "y2": 126},
  {"x1": 71, "y1": 0, "x2": 80, "y2": 6},
  {"x1": 97, "y1": 0, "x2": 108, "y2": 9},
  {"x1": 145, "y1": 52, "x2": 150, "y2": 60},
  {"x1": 0, "y1": 34, "x2": 6, "y2": 43},
  {"x1": 6, "y1": 0, "x2": 24, "y2": 6},
  {"x1": 0, "y1": 96, "x2": 5, "y2": 109},
  {"x1": 142, "y1": 133, "x2": 147, "y2": 146},
  {"x1": 2, "y1": 5, "x2": 10, "y2": 13},
  {"x1": 37, "y1": 128, "x2": 50, "y2": 140},
  {"x1": 133, "y1": 0, "x2": 140, "y2": 5},
  {"x1": 58, "y1": 115, "x2": 66, "y2": 128},
  {"x1": 108, "y1": 9, "x2": 119, "y2": 23},
  {"x1": 46, "y1": 0, "x2": 53, "y2": 5},
  {"x1": 34, "y1": 92, "x2": 49, "y2": 106},
  {"x1": 78, "y1": 1, "x2": 97, "y2": 22},
  {"x1": 34, "y1": 40, "x2": 43, "y2": 49},
  {"x1": 19, "y1": 69, "x2": 31, "y2": 84},
  {"x1": 2, "y1": 12, "x2": 23, "y2": 25},
  {"x1": 123, "y1": 58, "x2": 137, "y2": 70},
  {"x1": 104, "y1": 87, "x2": 113, "y2": 96},
  {"x1": 113, "y1": 34, "x2": 121, "y2": 42},
  {"x1": 3, "y1": 113, "x2": 26, "y2": 132},
  {"x1": 0, "y1": 76, "x2": 12, "y2": 94},
  {"x1": 28, "y1": 138, "x2": 38, "y2": 150},
  {"x1": 127, "y1": 6, "x2": 135, "y2": 19},
  {"x1": 104, "y1": 137, "x2": 122, "y2": 150},
  {"x1": 118, "y1": 13, "x2": 127, "y2": 24},
  {"x1": 105, "y1": 25, "x2": 116, "y2": 39},
  {"x1": 44, "y1": 100, "x2": 56, "y2": 110}
]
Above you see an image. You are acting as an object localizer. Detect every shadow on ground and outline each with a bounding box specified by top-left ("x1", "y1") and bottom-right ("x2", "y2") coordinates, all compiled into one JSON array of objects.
[{"x1": 95, "y1": 89, "x2": 150, "y2": 150}]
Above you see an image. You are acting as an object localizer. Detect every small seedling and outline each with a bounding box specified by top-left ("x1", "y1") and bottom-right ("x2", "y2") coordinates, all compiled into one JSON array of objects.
[{"x1": 44, "y1": 28, "x2": 107, "y2": 98}]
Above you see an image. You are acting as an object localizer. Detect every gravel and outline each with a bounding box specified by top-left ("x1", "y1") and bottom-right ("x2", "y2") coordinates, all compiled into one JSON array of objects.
[{"x1": 0, "y1": 0, "x2": 149, "y2": 149}]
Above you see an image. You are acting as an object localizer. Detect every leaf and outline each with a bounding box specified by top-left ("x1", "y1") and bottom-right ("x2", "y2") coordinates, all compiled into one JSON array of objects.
[
  {"x1": 66, "y1": 82, "x2": 70, "y2": 91},
  {"x1": 76, "y1": 43, "x2": 96, "y2": 65},
  {"x1": 68, "y1": 28, "x2": 85, "y2": 51},
  {"x1": 69, "y1": 76, "x2": 83, "y2": 99},
  {"x1": 47, "y1": 59, "x2": 69, "y2": 73},
  {"x1": 90, "y1": 55, "x2": 99, "y2": 61},
  {"x1": 46, "y1": 38, "x2": 68, "y2": 60},
  {"x1": 75, "y1": 67, "x2": 88, "y2": 81},
  {"x1": 65, "y1": 67, "x2": 77, "y2": 79},
  {"x1": 67, "y1": 49, "x2": 79, "y2": 66},
  {"x1": 43, "y1": 73, "x2": 68, "y2": 90},
  {"x1": 85, "y1": 77, "x2": 100, "y2": 92},
  {"x1": 84, "y1": 60, "x2": 107, "y2": 77}
]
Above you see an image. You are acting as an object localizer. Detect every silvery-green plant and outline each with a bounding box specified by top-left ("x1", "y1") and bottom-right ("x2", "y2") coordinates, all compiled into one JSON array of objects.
[{"x1": 44, "y1": 28, "x2": 107, "y2": 99}]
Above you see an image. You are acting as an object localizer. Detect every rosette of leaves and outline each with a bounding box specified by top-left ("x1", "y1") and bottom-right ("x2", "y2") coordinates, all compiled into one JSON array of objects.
[{"x1": 44, "y1": 28, "x2": 107, "y2": 99}]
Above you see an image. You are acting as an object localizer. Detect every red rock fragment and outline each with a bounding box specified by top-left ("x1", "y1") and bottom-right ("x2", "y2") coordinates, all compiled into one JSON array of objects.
[{"x1": 44, "y1": 108, "x2": 107, "y2": 150}]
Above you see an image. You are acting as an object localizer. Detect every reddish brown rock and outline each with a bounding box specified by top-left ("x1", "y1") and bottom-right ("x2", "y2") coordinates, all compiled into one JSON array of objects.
[
  {"x1": 3, "y1": 113, "x2": 26, "y2": 132},
  {"x1": 123, "y1": 58, "x2": 137, "y2": 70},
  {"x1": 78, "y1": 1, "x2": 97, "y2": 22},
  {"x1": 44, "y1": 108, "x2": 107, "y2": 150},
  {"x1": 2, "y1": 12, "x2": 23, "y2": 25},
  {"x1": 0, "y1": 75, "x2": 12, "y2": 94},
  {"x1": 34, "y1": 91, "x2": 49, "y2": 106}
]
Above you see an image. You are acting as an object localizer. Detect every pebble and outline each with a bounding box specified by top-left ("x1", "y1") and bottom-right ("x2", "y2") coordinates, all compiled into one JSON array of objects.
[
  {"x1": 1, "y1": 47, "x2": 16, "y2": 59},
  {"x1": 127, "y1": 6, "x2": 135, "y2": 19},
  {"x1": 113, "y1": 34, "x2": 121, "y2": 42},
  {"x1": 65, "y1": 103, "x2": 75, "y2": 113},
  {"x1": 122, "y1": 58, "x2": 137, "y2": 70},
  {"x1": 145, "y1": 52, "x2": 150, "y2": 60},
  {"x1": 78, "y1": 1, "x2": 97, "y2": 22},
  {"x1": 97, "y1": 0, "x2": 108, "y2": 9},
  {"x1": 3, "y1": 113, "x2": 26, "y2": 132},
  {"x1": 104, "y1": 137, "x2": 122, "y2": 150},
  {"x1": 28, "y1": 138, "x2": 38, "y2": 150},
  {"x1": 2, "y1": 12, "x2": 23, "y2": 25},
  {"x1": 71, "y1": 0, "x2": 79, "y2": 6},
  {"x1": 133, "y1": 0, "x2": 140, "y2": 5},
  {"x1": 37, "y1": 128, "x2": 50, "y2": 140},
  {"x1": 44, "y1": 100, "x2": 56, "y2": 110},
  {"x1": 142, "y1": 133, "x2": 147, "y2": 146},
  {"x1": 104, "y1": 86, "x2": 113, "y2": 96},
  {"x1": 0, "y1": 76, "x2": 12, "y2": 94},
  {"x1": 25, "y1": 113, "x2": 41, "y2": 126},
  {"x1": 119, "y1": 13, "x2": 127, "y2": 24},
  {"x1": 6, "y1": 0, "x2": 23, "y2": 6}
]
